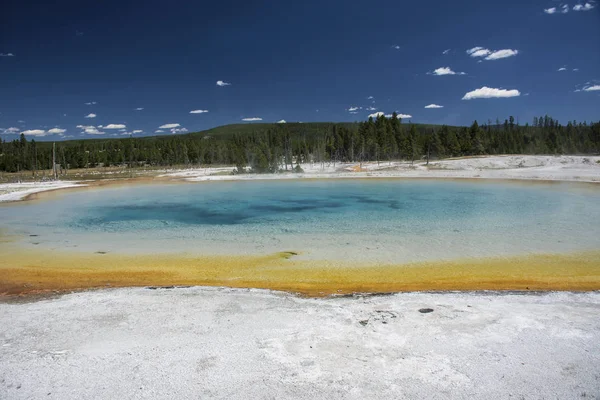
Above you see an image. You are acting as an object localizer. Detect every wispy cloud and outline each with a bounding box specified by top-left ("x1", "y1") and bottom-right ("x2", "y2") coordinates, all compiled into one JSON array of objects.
[
  {"x1": 190, "y1": 109, "x2": 209, "y2": 114},
  {"x1": 84, "y1": 101, "x2": 97, "y2": 105},
  {"x1": 47, "y1": 128, "x2": 66, "y2": 134},
  {"x1": 424, "y1": 104, "x2": 444, "y2": 109},
  {"x1": 368, "y1": 112, "x2": 384, "y2": 118},
  {"x1": 170, "y1": 127, "x2": 188, "y2": 134},
  {"x1": 573, "y1": 68, "x2": 579, "y2": 71},
  {"x1": 442, "y1": 49, "x2": 451, "y2": 55},
  {"x1": 242, "y1": 117, "x2": 262, "y2": 122},
  {"x1": 544, "y1": 7, "x2": 557, "y2": 13},
  {"x1": 561, "y1": 4, "x2": 570, "y2": 12},
  {"x1": 573, "y1": 2, "x2": 595, "y2": 10},
  {"x1": 132, "y1": 130, "x2": 143, "y2": 134},
  {"x1": 104, "y1": 124, "x2": 126, "y2": 129},
  {"x1": 583, "y1": 85, "x2": 600, "y2": 91},
  {"x1": 216, "y1": 80, "x2": 231, "y2": 86},
  {"x1": 431, "y1": 67, "x2": 466, "y2": 76},
  {"x1": 159, "y1": 123, "x2": 180, "y2": 129},
  {"x1": 367, "y1": 96, "x2": 374, "y2": 100},
  {"x1": 21, "y1": 129, "x2": 46, "y2": 136},
  {"x1": 84, "y1": 113, "x2": 96, "y2": 118},
  {"x1": 155, "y1": 130, "x2": 165, "y2": 133},
  {"x1": 77, "y1": 125, "x2": 104, "y2": 135},
  {"x1": 467, "y1": 47, "x2": 518, "y2": 60},
  {"x1": 466, "y1": 46, "x2": 491, "y2": 57},
  {"x1": 392, "y1": 45, "x2": 400, "y2": 50},
  {"x1": 1, "y1": 127, "x2": 20, "y2": 134},
  {"x1": 347, "y1": 106, "x2": 361, "y2": 112},
  {"x1": 366, "y1": 106, "x2": 377, "y2": 111},
  {"x1": 0, "y1": 53, "x2": 15, "y2": 57},
  {"x1": 462, "y1": 86, "x2": 521, "y2": 100},
  {"x1": 135, "y1": 107, "x2": 144, "y2": 111},
  {"x1": 277, "y1": 120, "x2": 287, "y2": 123},
  {"x1": 485, "y1": 49, "x2": 519, "y2": 60}
]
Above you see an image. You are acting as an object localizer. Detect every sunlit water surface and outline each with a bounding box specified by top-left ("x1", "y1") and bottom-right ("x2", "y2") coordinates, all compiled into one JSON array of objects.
[{"x1": 2, "y1": 179, "x2": 599, "y2": 263}]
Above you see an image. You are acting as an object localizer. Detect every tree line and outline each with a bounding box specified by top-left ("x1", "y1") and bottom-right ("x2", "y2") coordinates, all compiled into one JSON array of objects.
[{"x1": 1, "y1": 114, "x2": 599, "y2": 174}]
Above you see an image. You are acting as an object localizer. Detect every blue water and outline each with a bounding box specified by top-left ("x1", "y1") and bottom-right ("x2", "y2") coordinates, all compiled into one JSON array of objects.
[{"x1": 1, "y1": 180, "x2": 599, "y2": 262}]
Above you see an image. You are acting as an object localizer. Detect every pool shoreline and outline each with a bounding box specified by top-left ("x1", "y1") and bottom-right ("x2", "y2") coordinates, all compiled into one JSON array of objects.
[
  {"x1": 2, "y1": 154, "x2": 599, "y2": 204},
  {"x1": 2, "y1": 247, "x2": 599, "y2": 300}
]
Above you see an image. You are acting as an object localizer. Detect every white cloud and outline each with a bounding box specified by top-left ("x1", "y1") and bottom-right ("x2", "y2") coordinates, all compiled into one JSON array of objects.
[
  {"x1": 216, "y1": 80, "x2": 231, "y2": 86},
  {"x1": 432, "y1": 67, "x2": 466, "y2": 76},
  {"x1": 104, "y1": 124, "x2": 126, "y2": 129},
  {"x1": 583, "y1": 85, "x2": 600, "y2": 91},
  {"x1": 120, "y1": 132, "x2": 132, "y2": 136},
  {"x1": 462, "y1": 86, "x2": 521, "y2": 100},
  {"x1": 1, "y1": 127, "x2": 20, "y2": 134},
  {"x1": 348, "y1": 106, "x2": 360, "y2": 112},
  {"x1": 84, "y1": 101, "x2": 97, "y2": 105},
  {"x1": 573, "y1": 3, "x2": 595, "y2": 10},
  {"x1": 392, "y1": 45, "x2": 400, "y2": 50},
  {"x1": 155, "y1": 130, "x2": 165, "y2": 133},
  {"x1": 132, "y1": 130, "x2": 143, "y2": 133},
  {"x1": 368, "y1": 112, "x2": 384, "y2": 118},
  {"x1": 0, "y1": 53, "x2": 15, "y2": 57},
  {"x1": 349, "y1": 111, "x2": 359, "y2": 114},
  {"x1": 190, "y1": 109, "x2": 209, "y2": 114},
  {"x1": 21, "y1": 129, "x2": 46, "y2": 136},
  {"x1": 277, "y1": 120, "x2": 287, "y2": 123},
  {"x1": 171, "y1": 127, "x2": 188, "y2": 134},
  {"x1": 544, "y1": 7, "x2": 557, "y2": 13},
  {"x1": 558, "y1": 67, "x2": 567, "y2": 71},
  {"x1": 383, "y1": 113, "x2": 412, "y2": 119},
  {"x1": 442, "y1": 49, "x2": 451, "y2": 54},
  {"x1": 573, "y1": 68, "x2": 579, "y2": 71},
  {"x1": 119, "y1": 128, "x2": 127, "y2": 132},
  {"x1": 242, "y1": 117, "x2": 262, "y2": 121},
  {"x1": 77, "y1": 125, "x2": 104, "y2": 135},
  {"x1": 485, "y1": 49, "x2": 519, "y2": 60},
  {"x1": 424, "y1": 104, "x2": 444, "y2": 109},
  {"x1": 367, "y1": 96, "x2": 374, "y2": 99},
  {"x1": 466, "y1": 46, "x2": 491, "y2": 57},
  {"x1": 84, "y1": 113, "x2": 96, "y2": 118},
  {"x1": 135, "y1": 107, "x2": 144, "y2": 111},
  {"x1": 47, "y1": 128, "x2": 66, "y2": 134},
  {"x1": 366, "y1": 106, "x2": 377, "y2": 111},
  {"x1": 159, "y1": 123, "x2": 180, "y2": 129},
  {"x1": 467, "y1": 47, "x2": 518, "y2": 61},
  {"x1": 561, "y1": 4, "x2": 569, "y2": 12}
]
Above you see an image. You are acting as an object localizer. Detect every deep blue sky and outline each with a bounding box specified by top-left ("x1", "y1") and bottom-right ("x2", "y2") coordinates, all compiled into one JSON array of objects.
[{"x1": 1, "y1": 0, "x2": 599, "y2": 141}]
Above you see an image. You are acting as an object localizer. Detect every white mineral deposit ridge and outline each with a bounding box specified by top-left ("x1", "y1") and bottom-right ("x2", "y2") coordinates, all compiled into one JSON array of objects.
[
  {"x1": 164, "y1": 155, "x2": 600, "y2": 183},
  {"x1": 0, "y1": 181, "x2": 84, "y2": 202}
]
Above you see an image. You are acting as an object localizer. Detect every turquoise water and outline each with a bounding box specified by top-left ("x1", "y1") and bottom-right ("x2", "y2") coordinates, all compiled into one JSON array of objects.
[{"x1": 1, "y1": 180, "x2": 599, "y2": 263}]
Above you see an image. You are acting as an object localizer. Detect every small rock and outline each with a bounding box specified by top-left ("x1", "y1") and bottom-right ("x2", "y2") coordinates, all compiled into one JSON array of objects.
[
  {"x1": 359, "y1": 320, "x2": 369, "y2": 326},
  {"x1": 419, "y1": 308, "x2": 434, "y2": 314}
]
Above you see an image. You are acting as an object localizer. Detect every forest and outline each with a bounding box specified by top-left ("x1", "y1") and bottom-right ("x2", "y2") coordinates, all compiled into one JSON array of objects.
[{"x1": 1, "y1": 113, "x2": 599, "y2": 174}]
